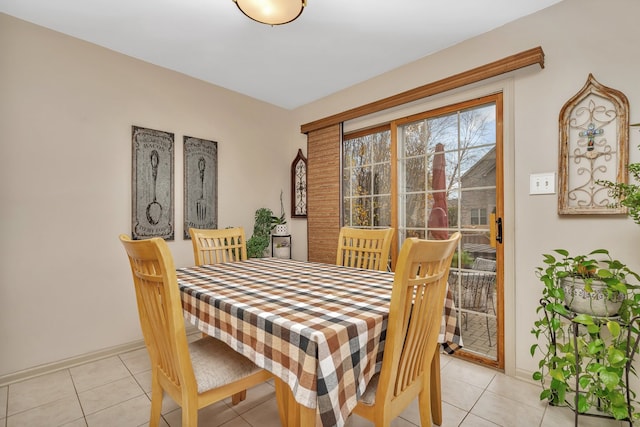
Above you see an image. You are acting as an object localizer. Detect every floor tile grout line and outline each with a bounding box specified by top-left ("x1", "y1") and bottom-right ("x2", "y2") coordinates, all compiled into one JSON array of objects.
[
  {"x1": 67, "y1": 366, "x2": 90, "y2": 426},
  {"x1": 4, "y1": 346, "x2": 535, "y2": 427}
]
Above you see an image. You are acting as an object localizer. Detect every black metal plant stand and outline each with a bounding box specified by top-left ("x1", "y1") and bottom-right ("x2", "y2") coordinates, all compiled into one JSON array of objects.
[{"x1": 541, "y1": 298, "x2": 639, "y2": 427}]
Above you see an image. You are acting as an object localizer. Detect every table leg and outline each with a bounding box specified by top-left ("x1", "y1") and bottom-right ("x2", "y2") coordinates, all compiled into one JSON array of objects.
[
  {"x1": 274, "y1": 378, "x2": 290, "y2": 427},
  {"x1": 274, "y1": 377, "x2": 316, "y2": 427},
  {"x1": 299, "y1": 404, "x2": 316, "y2": 426},
  {"x1": 430, "y1": 347, "x2": 443, "y2": 425}
]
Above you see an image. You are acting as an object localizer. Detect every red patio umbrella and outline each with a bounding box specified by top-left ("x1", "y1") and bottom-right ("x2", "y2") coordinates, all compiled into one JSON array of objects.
[{"x1": 428, "y1": 143, "x2": 449, "y2": 240}]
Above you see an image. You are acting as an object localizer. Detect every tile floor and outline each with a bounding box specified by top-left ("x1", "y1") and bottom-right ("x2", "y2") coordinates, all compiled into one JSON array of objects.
[{"x1": 0, "y1": 334, "x2": 626, "y2": 427}]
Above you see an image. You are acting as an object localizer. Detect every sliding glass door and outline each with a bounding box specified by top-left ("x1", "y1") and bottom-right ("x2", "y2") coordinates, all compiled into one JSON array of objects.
[{"x1": 342, "y1": 93, "x2": 504, "y2": 368}]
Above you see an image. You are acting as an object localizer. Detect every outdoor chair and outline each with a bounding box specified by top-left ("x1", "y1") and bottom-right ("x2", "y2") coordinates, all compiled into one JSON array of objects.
[{"x1": 451, "y1": 257, "x2": 496, "y2": 346}]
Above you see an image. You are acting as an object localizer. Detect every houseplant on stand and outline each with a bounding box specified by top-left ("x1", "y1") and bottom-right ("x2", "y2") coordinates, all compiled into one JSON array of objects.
[
  {"x1": 531, "y1": 248, "x2": 640, "y2": 422},
  {"x1": 246, "y1": 194, "x2": 289, "y2": 258},
  {"x1": 247, "y1": 207, "x2": 275, "y2": 258}
]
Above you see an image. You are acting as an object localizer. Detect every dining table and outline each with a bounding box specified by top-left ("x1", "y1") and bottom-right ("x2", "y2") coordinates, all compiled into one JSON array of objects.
[{"x1": 177, "y1": 257, "x2": 462, "y2": 427}]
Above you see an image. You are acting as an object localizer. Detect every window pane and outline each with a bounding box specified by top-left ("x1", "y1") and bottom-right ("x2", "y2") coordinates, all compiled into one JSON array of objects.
[
  {"x1": 460, "y1": 104, "x2": 496, "y2": 150},
  {"x1": 372, "y1": 132, "x2": 391, "y2": 163},
  {"x1": 461, "y1": 147, "x2": 496, "y2": 189},
  {"x1": 342, "y1": 167, "x2": 350, "y2": 197},
  {"x1": 343, "y1": 198, "x2": 351, "y2": 225},
  {"x1": 343, "y1": 129, "x2": 391, "y2": 229},
  {"x1": 428, "y1": 114, "x2": 458, "y2": 153},
  {"x1": 373, "y1": 195, "x2": 391, "y2": 226},
  {"x1": 405, "y1": 193, "x2": 425, "y2": 228},
  {"x1": 353, "y1": 166, "x2": 372, "y2": 196},
  {"x1": 351, "y1": 197, "x2": 371, "y2": 226},
  {"x1": 373, "y1": 163, "x2": 391, "y2": 195},
  {"x1": 460, "y1": 190, "x2": 494, "y2": 229},
  {"x1": 403, "y1": 157, "x2": 426, "y2": 192},
  {"x1": 402, "y1": 122, "x2": 426, "y2": 157},
  {"x1": 349, "y1": 138, "x2": 371, "y2": 167}
]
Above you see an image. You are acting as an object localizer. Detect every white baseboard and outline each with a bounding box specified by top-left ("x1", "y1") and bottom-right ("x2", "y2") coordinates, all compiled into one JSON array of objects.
[
  {"x1": 0, "y1": 324, "x2": 201, "y2": 387},
  {"x1": 0, "y1": 339, "x2": 146, "y2": 387}
]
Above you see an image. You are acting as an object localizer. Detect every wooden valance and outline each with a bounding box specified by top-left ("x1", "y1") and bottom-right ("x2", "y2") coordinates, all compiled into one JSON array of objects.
[{"x1": 301, "y1": 46, "x2": 544, "y2": 134}]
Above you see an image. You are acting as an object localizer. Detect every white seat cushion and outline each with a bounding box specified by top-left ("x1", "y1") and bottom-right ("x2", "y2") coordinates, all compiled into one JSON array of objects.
[
  {"x1": 189, "y1": 336, "x2": 263, "y2": 394},
  {"x1": 360, "y1": 373, "x2": 380, "y2": 406}
]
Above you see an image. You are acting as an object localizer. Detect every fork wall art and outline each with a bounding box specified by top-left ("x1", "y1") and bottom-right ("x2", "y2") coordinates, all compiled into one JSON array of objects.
[
  {"x1": 132, "y1": 126, "x2": 175, "y2": 240},
  {"x1": 183, "y1": 136, "x2": 218, "y2": 238}
]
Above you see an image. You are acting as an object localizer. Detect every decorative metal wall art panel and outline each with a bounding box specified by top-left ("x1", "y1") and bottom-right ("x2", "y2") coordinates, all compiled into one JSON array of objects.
[
  {"x1": 291, "y1": 148, "x2": 307, "y2": 218},
  {"x1": 183, "y1": 136, "x2": 218, "y2": 238},
  {"x1": 132, "y1": 126, "x2": 174, "y2": 240},
  {"x1": 558, "y1": 74, "x2": 629, "y2": 215}
]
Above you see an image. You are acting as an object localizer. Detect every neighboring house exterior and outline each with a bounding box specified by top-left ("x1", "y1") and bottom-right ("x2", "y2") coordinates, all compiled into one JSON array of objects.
[{"x1": 447, "y1": 147, "x2": 496, "y2": 251}]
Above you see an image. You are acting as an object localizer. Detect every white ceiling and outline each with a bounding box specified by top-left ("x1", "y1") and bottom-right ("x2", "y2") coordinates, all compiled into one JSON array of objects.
[{"x1": 0, "y1": 0, "x2": 562, "y2": 109}]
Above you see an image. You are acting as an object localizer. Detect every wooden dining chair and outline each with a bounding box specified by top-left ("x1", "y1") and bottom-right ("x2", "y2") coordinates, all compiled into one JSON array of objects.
[
  {"x1": 350, "y1": 232, "x2": 460, "y2": 427},
  {"x1": 189, "y1": 227, "x2": 248, "y2": 265},
  {"x1": 119, "y1": 235, "x2": 272, "y2": 427},
  {"x1": 189, "y1": 227, "x2": 250, "y2": 403},
  {"x1": 336, "y1": 227, "x2": 394, "y2": 271}
]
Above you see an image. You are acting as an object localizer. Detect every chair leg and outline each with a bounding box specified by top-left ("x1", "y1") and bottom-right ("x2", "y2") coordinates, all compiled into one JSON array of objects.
[
  {"x1": 485, "y1": 315, "x2": 492, "y2": 347},
  {"x1": 182, "y1": 400, "x2": 198, "y2": 427},
  {"x1": 430, "y1": 348, "x2": 442, "y2": 425},
  {"x1": 420, "y1": 371, "x2": 434, "y2": 427},
  {"x1": 149, "y1": 375, "x2": 163, "y2": 427},
  {"x1": 231, "y1": 390, "x2": 247, "y2": 405}
]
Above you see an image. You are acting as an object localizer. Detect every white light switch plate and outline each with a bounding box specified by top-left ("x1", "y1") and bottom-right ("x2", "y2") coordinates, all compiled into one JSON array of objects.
[{"x1": 530, "y1": 173, "x2": 555, "y2": 195}]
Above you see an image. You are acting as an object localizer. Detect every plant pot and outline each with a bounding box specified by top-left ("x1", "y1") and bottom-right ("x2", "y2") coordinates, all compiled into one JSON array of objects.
[
  {"x1": 561, "y1": 277, "x2": 625, "y2": 317},
  {"x1": 274, "y1": 246, "x2": 290, "y2": 259},
  {"x1": 274, "y1": 224, "x2": 288, "y2": 235}
]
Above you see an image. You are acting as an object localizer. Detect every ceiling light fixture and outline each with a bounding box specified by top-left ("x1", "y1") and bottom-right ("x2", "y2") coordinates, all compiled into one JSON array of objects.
[{"x1": 233, "y1": 0, "x2": 306, "y2": 26}]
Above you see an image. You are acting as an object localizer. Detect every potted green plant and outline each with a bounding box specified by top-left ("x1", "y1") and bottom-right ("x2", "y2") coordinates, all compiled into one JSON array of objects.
[
  {"x1": 599, "y1": 141, "x2": 640, "y2": 225},
  {"x1": 247, "y1": 207, "x2": 275, "y2": 258},
  {"x1": 531, "y1": 248, "x2": 640, "y2": 421}
]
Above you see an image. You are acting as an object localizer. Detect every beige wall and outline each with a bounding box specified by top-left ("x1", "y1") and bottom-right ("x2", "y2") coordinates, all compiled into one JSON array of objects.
[
  {"x1": 2, "y1": 0, "x2": 640, "y2": 384},
  {"x1": 0, "y1": 13, "x2": 301, "y2": 378}
]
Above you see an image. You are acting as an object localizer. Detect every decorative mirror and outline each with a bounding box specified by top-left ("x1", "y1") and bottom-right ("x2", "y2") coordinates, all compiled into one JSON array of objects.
[
  {"x1": 291, "y1": 149, "x2": 307, "y2": 218},
  {"x1": 558, "y1": 74, "x2": 629, "y2": 215}
]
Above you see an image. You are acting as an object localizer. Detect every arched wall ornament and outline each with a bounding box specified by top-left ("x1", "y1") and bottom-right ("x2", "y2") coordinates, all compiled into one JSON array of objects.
[
  {"x1": 558, "y1": 74, "x2": 629, "y2": 215},
  {"x1": 291, "y1": 149, "x2": 307, "y2": 218}
]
